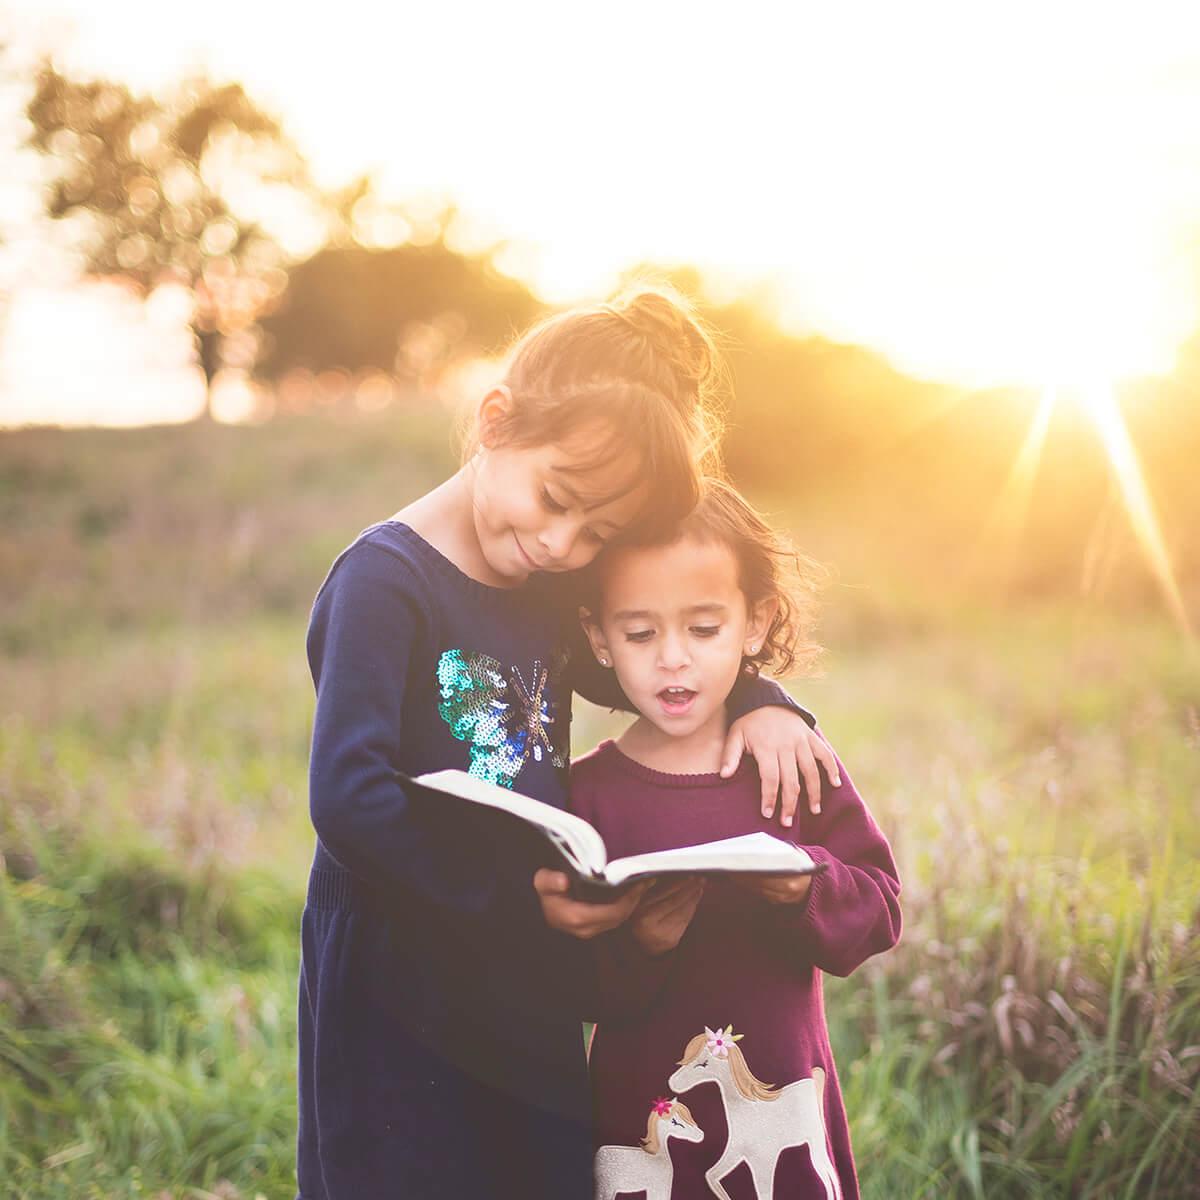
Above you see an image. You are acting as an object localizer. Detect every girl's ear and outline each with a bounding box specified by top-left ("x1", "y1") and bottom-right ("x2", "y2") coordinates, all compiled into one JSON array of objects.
[
  {"x1": 579, "y1": 606, "x2": 614, "y2": 667},
  {"x1": 477, "y1": 385, "x2": 514, "y2": 449},
  {"x1": 744, "y1": 596, "x2": 779, "y2": 657}
]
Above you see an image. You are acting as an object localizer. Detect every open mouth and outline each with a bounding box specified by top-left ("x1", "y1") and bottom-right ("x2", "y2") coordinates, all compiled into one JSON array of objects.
[{"x1": 657, "y1": 686, "x2": 697, "y2": 715}]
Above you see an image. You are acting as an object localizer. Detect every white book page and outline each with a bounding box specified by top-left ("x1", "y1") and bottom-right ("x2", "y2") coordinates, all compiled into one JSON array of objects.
[
  {"x1": 413, "y1": 768, "x2": 609, "y2": 877},
  {"x1": 602, "y1": 832, "x2": 818, "y2": 888}
]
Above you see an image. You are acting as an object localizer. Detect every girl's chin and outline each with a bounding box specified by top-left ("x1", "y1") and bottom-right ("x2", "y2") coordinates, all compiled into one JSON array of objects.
[{"x1": 478, "y1": 551, "x2": 529, "y2": 587}]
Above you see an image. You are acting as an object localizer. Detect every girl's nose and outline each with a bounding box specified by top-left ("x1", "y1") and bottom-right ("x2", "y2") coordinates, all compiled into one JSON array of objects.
[
  {"x1": 658, "y1": 632, "x2": 691, "y2": 670},
  {"x1": 537, "y1": 520, "x2": 576, "y2": 565}
]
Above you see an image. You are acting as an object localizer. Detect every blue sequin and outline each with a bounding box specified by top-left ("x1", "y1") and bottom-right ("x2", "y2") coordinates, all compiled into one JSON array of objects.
[{"x1": 436, "y1": 648, "x2": 568, "y2": 788}]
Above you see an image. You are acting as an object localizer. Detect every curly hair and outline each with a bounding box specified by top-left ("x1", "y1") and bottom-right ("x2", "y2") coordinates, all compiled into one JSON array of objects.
[{"x1": 646, "y1": 476, "x2": 826, "y2": 678}]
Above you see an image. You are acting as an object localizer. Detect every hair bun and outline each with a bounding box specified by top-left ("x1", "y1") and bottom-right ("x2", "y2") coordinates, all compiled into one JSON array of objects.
[
  {"x1": 606, "y1": 285, "x2": 721, "y2": 410},
  {"x1": 494, "y1": 277, "x2": 727, "y2": 506}
]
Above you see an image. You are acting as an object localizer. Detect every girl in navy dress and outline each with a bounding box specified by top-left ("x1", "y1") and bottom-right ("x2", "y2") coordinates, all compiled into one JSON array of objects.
[{"x1": 297, "y1": 287, "x2": 837, "y2": 1199}]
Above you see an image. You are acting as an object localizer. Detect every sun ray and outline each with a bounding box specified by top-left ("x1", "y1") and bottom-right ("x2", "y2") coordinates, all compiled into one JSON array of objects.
[
  {"x1": 1076, "y1": 381, "x2": 1194, "y2": 640},
  {"x1": 967, "y1": 386, "x2": 1057, "y2": 589},
  {"x1": 994, "y1": 387, "x2": 1056, "y2": 541}
]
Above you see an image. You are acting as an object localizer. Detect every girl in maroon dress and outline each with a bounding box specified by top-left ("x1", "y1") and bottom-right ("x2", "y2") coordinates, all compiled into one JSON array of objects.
[{"x1": 573, "y1": 478, "x2": 903, "y2": 1199}]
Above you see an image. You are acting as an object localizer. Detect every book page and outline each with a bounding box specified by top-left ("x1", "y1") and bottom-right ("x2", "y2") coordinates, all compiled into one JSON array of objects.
[{"x1": 602, "y1": 832, "x2": 818, "y2": 888}]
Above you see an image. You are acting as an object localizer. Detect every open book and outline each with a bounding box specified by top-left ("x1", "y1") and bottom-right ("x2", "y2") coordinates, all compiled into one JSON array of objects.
[{"x1": 400, "y1": 768, "x2": 827, "y2": 901}]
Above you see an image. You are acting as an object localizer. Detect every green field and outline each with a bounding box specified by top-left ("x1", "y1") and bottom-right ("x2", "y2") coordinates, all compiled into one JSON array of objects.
[{"x1": 2, "y1": 415, "x2": 1198, "y2": 1198}]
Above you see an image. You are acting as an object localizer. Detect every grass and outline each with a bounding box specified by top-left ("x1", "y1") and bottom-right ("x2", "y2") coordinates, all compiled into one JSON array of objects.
[{"x1": 2, "y1": 413, "x2": 1198, "y2": 1197}]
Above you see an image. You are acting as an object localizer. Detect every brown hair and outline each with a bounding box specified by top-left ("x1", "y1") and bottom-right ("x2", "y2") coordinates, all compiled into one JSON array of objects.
[
  {"x1": 467, "y1": 283, "x2": 725, "y2": 539},
  {"x1": 676, "y1": 1031, "x2": 782, "y2": 1102},
  {"x1": 588, "y1": 477, "x2": 825, "y2": 678},
  {"x1": 685, "y1": 478, "x2": 825, "y2": 677}
]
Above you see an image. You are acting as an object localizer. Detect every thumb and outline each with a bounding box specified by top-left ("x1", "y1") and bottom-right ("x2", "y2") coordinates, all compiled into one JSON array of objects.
[
  {"x1": 719, "y1": 728, "x2": 747, "y2": 777},
  {"x1": 533, "y1": 868, "x2": 570, "y2": 896}
]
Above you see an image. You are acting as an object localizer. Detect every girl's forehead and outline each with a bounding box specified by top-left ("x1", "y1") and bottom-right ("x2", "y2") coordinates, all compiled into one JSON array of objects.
[{"x1": 602, "y1": 538, "x2": 742, "y2": 605}]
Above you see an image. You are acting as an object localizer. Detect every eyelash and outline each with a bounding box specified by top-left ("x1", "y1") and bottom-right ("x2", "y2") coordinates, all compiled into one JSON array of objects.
[
  {"x1": 541, "y1": 487, "x2": 608, "y2": 545},
  {"x1": 539, "y1": 487, "x2": 567, "y2": 514},
  {"x1": 624, "y1": 626, "x2": 721, "y2": 643}
]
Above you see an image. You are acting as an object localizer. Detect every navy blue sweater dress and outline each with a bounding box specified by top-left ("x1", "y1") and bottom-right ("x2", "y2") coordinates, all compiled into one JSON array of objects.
[{"x1": 295, "y1": 521, "x2": 812, "y2": 1199}]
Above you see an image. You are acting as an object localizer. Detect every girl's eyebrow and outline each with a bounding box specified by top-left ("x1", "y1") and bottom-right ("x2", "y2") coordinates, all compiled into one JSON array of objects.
[
  {"x1": 611, "y1": 603, "x2": 729, "y2": 621},
  {"x1": 549, "y1": 472, "x2": 628, "y2": 519}
]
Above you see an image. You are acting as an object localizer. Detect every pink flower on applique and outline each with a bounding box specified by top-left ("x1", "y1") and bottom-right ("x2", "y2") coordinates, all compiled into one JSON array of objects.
[
  {"x1": 651, "y1": 1097, "x2": 673, "y2": 1116},
  {"x1": 705, "y1": 1026, "x2": 731, "y2": 1058}
]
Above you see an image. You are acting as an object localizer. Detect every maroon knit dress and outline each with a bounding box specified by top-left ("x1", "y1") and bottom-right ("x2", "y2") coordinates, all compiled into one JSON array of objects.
[{"x1": 571, "y1": 739, "x2": 901, "y2": 1200}]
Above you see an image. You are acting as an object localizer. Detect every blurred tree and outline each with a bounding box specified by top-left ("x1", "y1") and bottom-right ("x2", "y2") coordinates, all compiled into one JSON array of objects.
[
  {"x1": 257, "y1": 233, "x2": 543, "y2": 388},
  {"x1": 0, "y1": 39, "x2": 19, "y2": 328},
  {"x1": 25, "y1": 65, "x2": 315, "y2": 419}
]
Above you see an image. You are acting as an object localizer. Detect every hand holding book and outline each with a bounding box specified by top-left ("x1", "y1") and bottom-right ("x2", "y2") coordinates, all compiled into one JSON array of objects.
[
  {"x1": 531, "y1": 869, "x2": 651, "y2": 939},
  {"x1": 628, "y1": 877, "x2": 707, "y2": 955},
  {"x1": 533, "y1": 869, "x2": 705, "y2": 955},
  {"x1": 727, "y1": 871, "x2": 815, "y2": 905}
]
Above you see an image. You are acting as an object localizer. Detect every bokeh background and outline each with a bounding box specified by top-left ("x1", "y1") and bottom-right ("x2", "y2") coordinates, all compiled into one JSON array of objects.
[{"x1": 1, "y1": 3, "x2": 1198, "y2": 1197}]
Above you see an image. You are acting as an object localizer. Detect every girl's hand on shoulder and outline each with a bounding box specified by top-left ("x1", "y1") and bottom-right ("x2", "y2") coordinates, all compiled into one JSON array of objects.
[
  {"x1": 532, "y1": 869, "x2": 648, "y2": 939},
  {"x1": 721, "y1": 710, "x2": 840, "y2": 827},
  {"x1": 729, "y1": 872, "x2": 813, "y2": 906}
]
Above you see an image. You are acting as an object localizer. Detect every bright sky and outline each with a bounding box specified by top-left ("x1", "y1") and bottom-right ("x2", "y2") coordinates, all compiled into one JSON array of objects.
[{"x1": 3, "y1": 0, "x2": 1200, "y2": 424}]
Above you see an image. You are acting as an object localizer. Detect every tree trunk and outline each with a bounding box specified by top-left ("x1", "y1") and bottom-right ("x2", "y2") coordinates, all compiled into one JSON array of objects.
[{"x1": 196, "y1": 326, "x2": 222, "y2": 422}]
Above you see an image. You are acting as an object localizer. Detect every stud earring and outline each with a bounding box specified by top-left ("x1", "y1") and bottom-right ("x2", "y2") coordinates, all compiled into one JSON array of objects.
[{"x1": 598, "y1": 656, "x2": 609, "y2": 667}]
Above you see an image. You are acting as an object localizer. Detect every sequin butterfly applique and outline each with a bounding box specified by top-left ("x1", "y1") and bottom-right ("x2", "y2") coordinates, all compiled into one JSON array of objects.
[{"x1": 435, "y1": 648, "x2": 568, "y2": 788}]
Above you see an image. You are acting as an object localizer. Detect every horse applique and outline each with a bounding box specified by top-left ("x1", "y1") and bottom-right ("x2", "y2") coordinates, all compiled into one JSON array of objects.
[
  {"x1": 593, "y1": 1097, "x2": 704, "y2": 1200},
  {"x1": 668, "y1": 1026, "x2": 843, "y2": 1200}
]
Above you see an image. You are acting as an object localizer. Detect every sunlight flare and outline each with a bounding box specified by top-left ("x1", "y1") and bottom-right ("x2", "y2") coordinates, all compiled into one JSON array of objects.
[
  {"x1": 977, "y1": 386, "x2": 1057, "y2": 584},
  {"x1": 1075, "y1": 381, "x2": 1194, "y2": 639}
]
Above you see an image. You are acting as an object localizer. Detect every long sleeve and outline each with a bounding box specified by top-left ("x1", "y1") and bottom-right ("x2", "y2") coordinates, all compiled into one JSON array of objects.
[
  {"x1": 306, "y1": 542, "x2": 497, "y2": 914},
  {"x1": 726, "y1": 672, "x2": 816, "y2": 727},
  {"x1": 760, "y1": 745, "x2": 901, "y2": 977}
]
